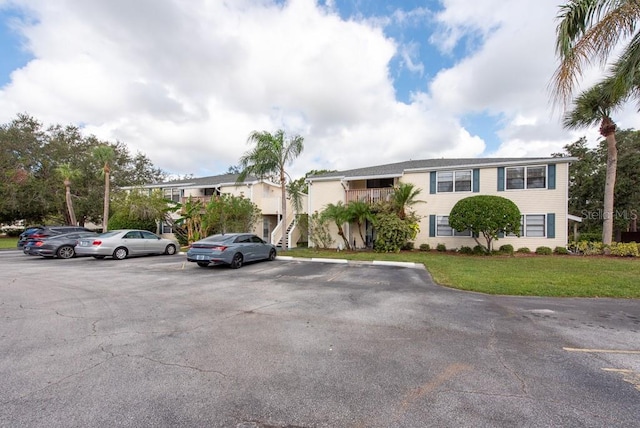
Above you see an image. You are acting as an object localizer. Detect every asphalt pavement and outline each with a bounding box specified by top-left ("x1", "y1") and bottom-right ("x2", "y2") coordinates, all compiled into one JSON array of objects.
[{"x1": 0, "y1": 250, "x2": 638, "y2": 427}]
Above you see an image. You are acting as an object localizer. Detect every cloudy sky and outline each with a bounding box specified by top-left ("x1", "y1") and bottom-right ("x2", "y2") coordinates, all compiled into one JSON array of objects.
[{"x1": 1, "y1": 0, "x2": 638, "y2": 179}]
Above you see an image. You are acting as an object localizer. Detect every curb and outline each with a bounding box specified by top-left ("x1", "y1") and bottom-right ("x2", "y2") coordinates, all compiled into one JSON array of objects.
[{"x1": 275, "y1": 255, "x2": 423, "y2": 269}]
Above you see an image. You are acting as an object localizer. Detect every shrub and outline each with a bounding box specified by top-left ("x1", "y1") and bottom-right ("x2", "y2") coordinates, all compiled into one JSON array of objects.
[
  {"x1": 473, "y1": 245, "x2": 487, "y2": 255},
  {"x1": 609, "y1": 242, "x2": 640, "y2": 257},
  {"x1": 401, "y1": 241, "x2": 415, "y2": 251},
  {"x1": 535, "y1": 246, "x2": 553, "y2": 255},
  {"x1": 458, "y1": 246, "x2": 473, "y2": 255},
  {"x1": 108, "y1": 211, "x2": 156, "y2": 232},
  {"x1": 498, "y1": 244, "x2": 514, "y2": 255},
  {"x1": 436, "y1": 243, "x2": 447, "y2": 252},
  {"x1": 576, "y1": 232, "x2": 602, "y2": 242},
  {"x1": 419, "y1": 243, "x2": 430, "y2": 252},
  {"x1": 571, "y1": 240, "x2": 605, "y2": 255},
  {"x1": 3, "y1": 228, "x2": 23, "y2": 237},
  {"x1": 554, "y1": 246, "x2": 569, "y2": 255},
  {"x1": 516, "y1": 247, "x2": 531, "y2": 254},
  {"x1": 372, "y1": 212, "x2": 415, "y2": 253}
]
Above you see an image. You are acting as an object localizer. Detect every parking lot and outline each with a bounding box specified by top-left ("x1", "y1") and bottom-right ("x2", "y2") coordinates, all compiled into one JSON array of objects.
[{"x1": 1, "y1": 251, "x2": 639, "y2": 427}]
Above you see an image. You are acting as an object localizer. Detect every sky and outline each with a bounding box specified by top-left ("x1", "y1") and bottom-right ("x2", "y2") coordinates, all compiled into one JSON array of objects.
[{"x1": 1, "y1": 0, "x2": 638, "y2": 180}]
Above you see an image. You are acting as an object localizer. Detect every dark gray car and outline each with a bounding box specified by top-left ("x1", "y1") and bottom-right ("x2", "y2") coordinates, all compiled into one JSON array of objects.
[
  {"x1": 187, "y1": 233, "x2": 277, "y2": 268},
  {"x1": 23, "y1": 231, "x2": 98, "y2": 259}
]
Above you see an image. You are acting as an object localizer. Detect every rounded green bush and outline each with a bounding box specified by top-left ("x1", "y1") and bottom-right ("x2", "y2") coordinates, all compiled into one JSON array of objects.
[
  {"x1": 419, "y1": 243, "x2": 430, "y2": 251},
  {"x1": 499, "y1": 244, "x2": 514, "y2": 255},
  {"x1": 458, "y1": 246, "x2": 473, "y2": 255},
  {"x1": 516, "y1": 247, "x2": 531, "y2": 254},
  {"x1": 554, "y1": 246, "x2": 569, "y2": 255},
  {"x1": 535, "y1": 246, "x2": 553, "y2": 255},
  {"x1": 436, "y1": 243, "x2": 447, "y2": 252}
]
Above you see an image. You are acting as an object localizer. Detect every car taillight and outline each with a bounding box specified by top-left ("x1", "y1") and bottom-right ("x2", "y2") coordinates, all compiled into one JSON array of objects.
[
  {"x1": 31, "y1": 233, "x2": 46, "y2": 239},
  {"x1": 92, "y1": 240, "x2": 102, "y2": 246},
  {"x1": 35, "y1": 241, "x2": 44, "y2": 247}
]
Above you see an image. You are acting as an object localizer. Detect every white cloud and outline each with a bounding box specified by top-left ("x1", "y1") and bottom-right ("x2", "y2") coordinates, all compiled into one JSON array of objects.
[{"x1": 1, "y1": 0, "x2": 638, "y2": 180}]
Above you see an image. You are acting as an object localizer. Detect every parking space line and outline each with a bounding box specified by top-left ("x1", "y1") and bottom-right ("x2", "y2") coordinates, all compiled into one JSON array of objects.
[{"x1": 563, "y1": 347, "x2": 640, "y2": 354}]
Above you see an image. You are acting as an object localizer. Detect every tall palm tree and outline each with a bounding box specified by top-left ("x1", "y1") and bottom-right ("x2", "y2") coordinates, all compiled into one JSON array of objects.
[
  {"x1": 390, "y1": 182, "x2": 425, "y2": 220},
  {"x1": 347, "y1": 200, "x2": 372, "y2": 248},
  {"x1": 321, "y1": 201, "x2": 351, "y2": 250},
  {"x1": 563, "y1": 80, "x2": 623, "y2": 244},
  {"x1": 93, "y1": 145, "x2": 115, "y2": 232},
  {"x1": 55, "y1": 163, "x2": 80, "y2": 225},
  {"x1": 238, "y1": 129, "x2": 304, "y2": 250},
  {"x1": 553, "y1": 0, "x2": 640, "y2": 244},
  {"x1": 552, "y1": 0, "x2": 640, "y2": 106}
]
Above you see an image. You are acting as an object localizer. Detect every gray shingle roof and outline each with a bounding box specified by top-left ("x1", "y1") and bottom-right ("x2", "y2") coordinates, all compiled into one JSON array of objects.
[
  {"x1": 148, "y1": 173, "x2": 260, "y2": 188},
  {"x1": 307, "y1": 157, "x2": 568, "y2": 180}
]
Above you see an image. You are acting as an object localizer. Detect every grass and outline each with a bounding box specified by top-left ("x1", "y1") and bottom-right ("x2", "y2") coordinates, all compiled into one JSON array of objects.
[
  {"x1": 0, "y1": 236, "x2": 18, "y2": 250},
  {"x1": 283, "y1": 248, "x2": 640, "y2": 298}
]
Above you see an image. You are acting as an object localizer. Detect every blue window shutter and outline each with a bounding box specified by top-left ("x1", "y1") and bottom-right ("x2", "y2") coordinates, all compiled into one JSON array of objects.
[
  {"x1": 548, "y1": 164, "x2": 556, "y2": 189},
  {"x1": 429, "y1": 215, "x2": 436, "y2": 237},
  {"x1": 497, "y1": 167, "x2": 504, "y2": 191},
  {"x1": 473, "y1": 169, "x2": 480, "y2": 192},
  {"x1": 430, "y1": 172, "x2": 436, "y2": 194},
  {"x1": 547, "y1": 213, "x2": 555, "y2": 238}
]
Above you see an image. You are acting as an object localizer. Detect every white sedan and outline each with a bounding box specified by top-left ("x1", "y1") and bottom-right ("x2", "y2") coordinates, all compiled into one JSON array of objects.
[{"x1": 76, "y1": 229, "x2": 179, "y2": 260}]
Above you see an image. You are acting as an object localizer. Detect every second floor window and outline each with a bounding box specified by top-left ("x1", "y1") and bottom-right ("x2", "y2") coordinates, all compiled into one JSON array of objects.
[
  {"x1": 437, "y1": 170, "x2": 472, "y2": 192},
  {"x1": 506, "y1": 166, "x2": 546, "y2": 190}
]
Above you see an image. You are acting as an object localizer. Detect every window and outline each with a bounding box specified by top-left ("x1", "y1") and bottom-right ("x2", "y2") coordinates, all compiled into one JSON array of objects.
[
  {"x1": 506, "y1": 166, "x2": 546, "y2": 190},
  {"x1": 366, "y1": 178, "x2": 394, "y2": 188},
  {"x1": 163, "y1": 188, "x2": 181, "y2": 203},
  {"x1": 437, "y1": 170, "x2": 472, "y2": 192},
  {"x1": 436, "y1": 216, "x2": 471, "y2": 237},
  {"x1": 508, "y1": 214, "x2": 545, "y2": 237},
  {"x1": 525, "y1": 215, "x2": 545, "y2": 237}
]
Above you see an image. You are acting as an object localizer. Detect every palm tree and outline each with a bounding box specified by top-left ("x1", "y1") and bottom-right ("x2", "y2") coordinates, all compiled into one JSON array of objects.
[
  {"x1": 238, "y1": 129, "x2": 304, "y2": 250},
  {"x1": 553, "y1": 1, "x2": 640, "y2": 244},
  {"x1": 347, "y1": 200, "x2": 372, "y2": 248},
  {"x1": 93, "y1": 145, "x2": 115, "y2": 232},
  {"x1": 55, "y1": 163, "x2": 80, "y2": 226},
  {"x1": 390, "y1": 182, "x2": 425, "y2": 220},
  {"x1": 552, "y1": 0, "x2": 640, "y2": 106},
  {"x1": 563, "y1": 80, "x2": 624, "y2": 244},
  {"x1": 321, "y1": 201, "x2": 351, "y2": 250}
]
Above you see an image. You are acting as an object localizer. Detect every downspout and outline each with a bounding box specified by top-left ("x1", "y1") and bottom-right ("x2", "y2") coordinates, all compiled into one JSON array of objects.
[{"x1": 340, "y1": 179, "x2": 350, "y2": 248}]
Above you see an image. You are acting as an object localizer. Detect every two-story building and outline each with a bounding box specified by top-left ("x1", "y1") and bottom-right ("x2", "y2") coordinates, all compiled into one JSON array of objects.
[
  {"x1": 142, "y1": 173, "x2": 304, "y2": 247},
  {"x1": 306, "y1": 157, "x2": 577, "y2": 250}
]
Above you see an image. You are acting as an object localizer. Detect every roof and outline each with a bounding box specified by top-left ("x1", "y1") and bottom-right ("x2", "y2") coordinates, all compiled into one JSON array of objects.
[
  {"x1": 141, "y1": 173, "x2": 267, "y2": 189},
  {"x1": 307, "y1": 157, "x2": 576, "y2": 181}
]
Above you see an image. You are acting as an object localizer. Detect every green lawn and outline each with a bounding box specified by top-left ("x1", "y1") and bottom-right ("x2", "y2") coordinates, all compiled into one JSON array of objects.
[
  {"x1": 284, "y1": 248, "x2": 640, "y2": 298},
  {"x1": 0, "y1": 237, "x2": 18, "y2": 250}
]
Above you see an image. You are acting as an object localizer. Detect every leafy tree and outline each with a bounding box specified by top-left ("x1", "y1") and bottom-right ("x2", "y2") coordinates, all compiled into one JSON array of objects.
[
  {"x1": 226, "y1": 165, "x2": 241, "y2": 174},
  {"x1": 308, "y1": 211, "x2": 333, "y2": 249},
  {"x1": 346, "y1": 200, "x2": 372, "y2": 247},
  {"x1": 55, "y1": 163, "x2": 80, "y2": 225},
  {"x1": 449, "y1": 195, "x2": 521, "y2": 252},
  {"x1": 200, "y1": 194, "x2": 261, "y2": 237},
  {"x1": 390, "y1": 182, "x2": 425, "y2": 220},
  {"x1": 371, "y1": 212, "x2": 415, "y2": 253},
  {"x1": 321, "y1": 201, "x2": 351, "y2": 250},
  {"x1": 109, "y1": 189, "x2": 173, "y2": 232},
  {"x1": 93, "y1": 145, "x2": 116, "y2": 232},
  {"x1": 175, "y1": 196, "x2": 204, "y2": 244},
  {"x1": 238, "y1": 129, "x2": 304, "y2": 250}
]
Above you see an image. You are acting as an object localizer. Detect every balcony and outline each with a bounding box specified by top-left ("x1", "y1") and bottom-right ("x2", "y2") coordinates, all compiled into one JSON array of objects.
[
  {"x1": 345, "y1": 188, "x2": 394, "y2": 204},
  {"x1": 180, "y1": 196, "x2": 213, "y2": 205}
]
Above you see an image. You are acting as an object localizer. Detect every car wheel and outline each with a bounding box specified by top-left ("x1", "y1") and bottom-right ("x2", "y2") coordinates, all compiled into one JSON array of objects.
[
  {"x1": 57, "y1": 245, "x2": 75, "y2": 259},
  {"x1": 113, "y1": 247, "x2": 128, "y2": 260},
  {"x1": 197, "y1": 262, "x2": 209, "y2": 267},
  {"x1": 93, "y1": 256, "x2": 105, "y2": 259},
  {"x1": 268, "y1": 248, "x2": 277, "y2": 261},
  {"x1": 164, "y1": 244, "x2": 177, "y2": 255},
  {"x1": 230, "y1": 253, "x2": 243, "y2": 269}
]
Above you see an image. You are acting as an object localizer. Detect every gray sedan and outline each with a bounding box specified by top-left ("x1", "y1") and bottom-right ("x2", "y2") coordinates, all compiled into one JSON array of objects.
[
  {"x1": 76, "y1": 229, "x2": 179, "y2": 260},
  {"x1": 187, "y1": 233, "x2": 276, "y2": 268}
]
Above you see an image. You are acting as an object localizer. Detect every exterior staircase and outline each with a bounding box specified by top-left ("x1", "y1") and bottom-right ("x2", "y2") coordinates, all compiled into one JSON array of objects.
[{"x1": 275, "y1": 219, "x2": 296, "y2": 248}]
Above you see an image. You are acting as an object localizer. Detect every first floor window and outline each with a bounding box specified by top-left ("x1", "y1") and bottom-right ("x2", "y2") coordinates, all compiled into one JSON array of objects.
[
  {"x1": 525, "y1": 214, "x2": 545, "y2": 237},
  {"x1": 508, "y1": 214, "x2": 545, "y2": 237},
  {"x1": 436, "y1": 216, "x2": 471, "y2": 237}
]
